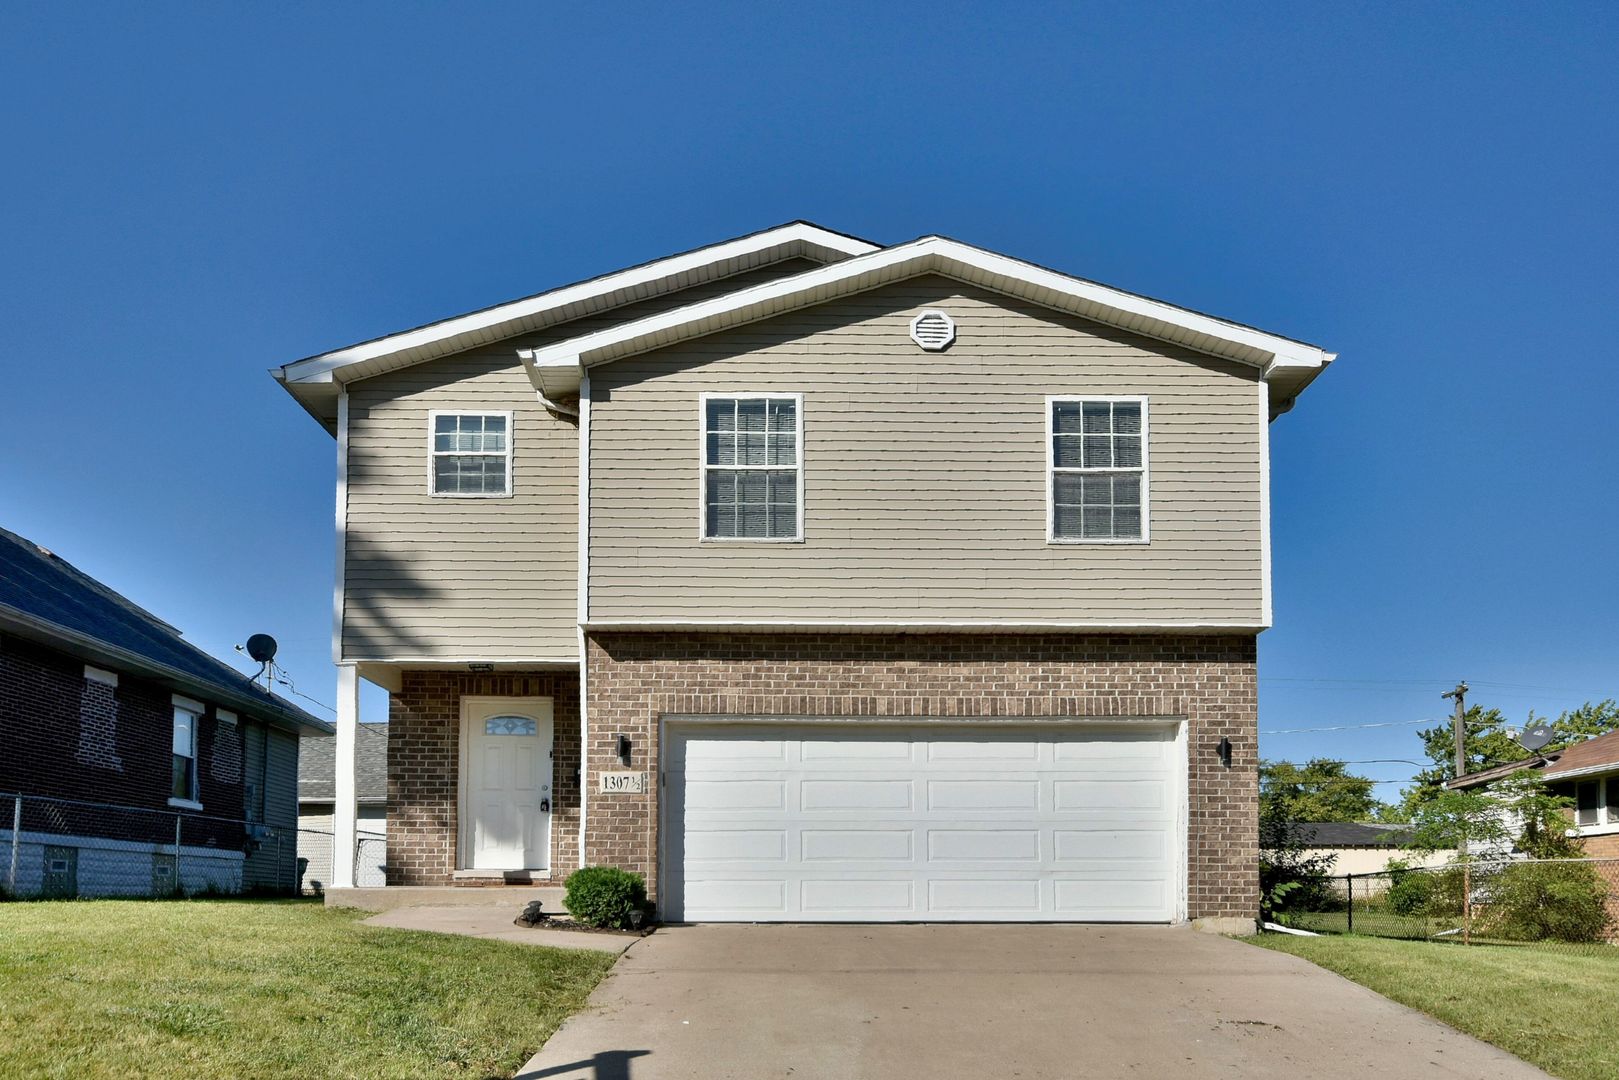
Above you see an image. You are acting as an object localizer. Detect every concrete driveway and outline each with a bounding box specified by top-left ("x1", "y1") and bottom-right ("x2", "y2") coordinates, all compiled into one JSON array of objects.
[{"x1": 518, "y1": 924, "x2": 1547, "y2": 1080}]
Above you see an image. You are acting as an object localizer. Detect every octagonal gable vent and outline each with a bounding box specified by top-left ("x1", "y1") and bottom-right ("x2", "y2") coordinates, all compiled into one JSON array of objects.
[{"x1": 909, "y1": 310, "x2": 956, "y2": 351}]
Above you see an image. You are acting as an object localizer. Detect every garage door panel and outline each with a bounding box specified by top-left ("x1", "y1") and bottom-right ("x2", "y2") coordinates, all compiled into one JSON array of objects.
[
  {"x1": 800, "y1": 779, "x2": 913, "y2": 811},
  {"x1": 666, "y1": 724, "x2": 1180, "y2": 922},
  {"x1": 677, "y1": 738, "x2": 788, "y2": 767},
  {"x1": 686, "y1": 779, "x2": 787, "y2": 810},
  {"x1": 928, "y1": 877, "x2": 1043, "y2": 913},
  {"x1": 1054, "y1": 877, "x2": 1170, "y2": 917},
  {"x1": 928, "y1": 779, "x2": 1039, "y2": 811},
  {"x1": 1052, "y1": 731, "x2": 1170, "y2": 760},
  {"x1": 1052, "y1": 827, "x2": 1167, "y2": 862},
  {"x1": 1053, "y1": 779, "x2": 1167, "y2": 811},
  {"x1": 799, "y1": 738, "x2": 912, "y2": 762},
  {"x1": 684, "y1": 829, "x2": 788, "y2": 862},
  {"x1": 801, "y1": 828, "x2": 914, "y2": 862},
  {"x1": 802, "y1": 878, "x2": 915, "y2": 914},
  {"x1": 928, "y1": 828, "x2": 1041, "y2": 862},
  {"x1": 927, "y1": 739, "x2": 1039, "y2": 761}
]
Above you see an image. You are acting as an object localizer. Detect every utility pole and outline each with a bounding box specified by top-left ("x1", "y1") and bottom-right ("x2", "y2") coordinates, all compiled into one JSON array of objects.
[
  {"x1": 1442, "y1": 680, "x2": 1472, "y2": 944},
  {"x1": 1443, "y1": 681, "x2": 1469, "y2": 779}
]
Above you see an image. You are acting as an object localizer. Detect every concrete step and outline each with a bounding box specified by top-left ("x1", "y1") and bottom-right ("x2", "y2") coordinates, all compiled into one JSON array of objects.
[{"x1": 325, "y1": 885, "x2": 566, "y2": 913}]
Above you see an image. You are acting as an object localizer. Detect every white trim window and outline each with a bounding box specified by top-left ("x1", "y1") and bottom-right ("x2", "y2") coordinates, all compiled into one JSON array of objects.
[
  {"x1": 171, "y1": 703, "x2": 199, "y2": 805},
  {"x1": 1048, "y1": 396, "x2": 1149, "y2": 543},
  {"x1": 701, "y1": 394, "x2": 803, "y2": 541},
  {"x1": 1574, "y1": 776, "x2": 1619, "y2": 829},
  {"x1": 429, "y1": 411, "x2": 512, "y2": 497}
]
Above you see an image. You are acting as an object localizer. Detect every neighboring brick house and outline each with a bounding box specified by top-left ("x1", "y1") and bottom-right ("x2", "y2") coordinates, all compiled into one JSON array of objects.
[
  {"x1": 274, "y1": 222, "x2": 1335, "y2": 930},
  {"x1": 0, "y1": 526, "x2": 331, "y2": 896},
  {"x1": 1451, "y1": 729, "x2": 1619, "y2": 858},
  {"x1": 297, "y1": 721, "x2": 389, "y2": 891}
]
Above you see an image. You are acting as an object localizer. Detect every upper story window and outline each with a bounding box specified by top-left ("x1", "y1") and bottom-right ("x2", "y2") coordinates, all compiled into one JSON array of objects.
[
  {"x1": 1049, "y1": 397, "x2": 1148, "y2": 543},
  {"x1": 171, "y1": 700, "x2": 200, "y2": 806},
  {"x1": 430, "y1": 411, "x2": 511, "y2": 497},
  {"x1": 702, "y1": 394, "x2": 802, "y2": 541}
]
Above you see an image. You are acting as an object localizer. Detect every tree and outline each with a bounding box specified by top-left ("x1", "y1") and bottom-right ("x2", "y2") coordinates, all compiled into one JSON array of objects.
[
  {"x1": 1395, "y1": 699, "x2": 1619, "y2": 818},
  {"x1": 1257, "y1": 800, "x2": 1338, "y2": 923},
  {"x1": 1260, "y1": 758, "x2": 1386, "y2": 823}
]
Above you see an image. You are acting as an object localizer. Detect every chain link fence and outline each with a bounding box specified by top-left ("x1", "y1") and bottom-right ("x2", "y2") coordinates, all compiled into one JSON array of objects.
[
  {"x1": 1, "y1": 792, "x2": 384, "y2": 899},
  {"x1": 1286, "y1": 856, "x2": 1619, "y2": 953}
]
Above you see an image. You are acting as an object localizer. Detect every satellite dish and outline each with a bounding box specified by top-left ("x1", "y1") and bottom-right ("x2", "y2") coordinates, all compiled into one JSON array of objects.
[
  {"x1": 1518, "y1": 723, "x2": 1555, "y2": 752},
  {"x1": 245, "y1": 634, "x2": 278, "y2": 664}
]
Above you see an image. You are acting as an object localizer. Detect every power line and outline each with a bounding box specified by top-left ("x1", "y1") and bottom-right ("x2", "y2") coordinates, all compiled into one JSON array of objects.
[{"x1": 1260, "y1": 718, "x2": 1438, "y2": 736}]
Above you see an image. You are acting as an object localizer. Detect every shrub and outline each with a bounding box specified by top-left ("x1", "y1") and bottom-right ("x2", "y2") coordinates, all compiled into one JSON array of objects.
[
  {"x1": 563, "y1": 866, "x2": 647, "y2": 929},
  {"x1": 1481, "y1": 860, "x2": 1611, "y2": 943},
  {"x1": 1384, "y1": 864, "x2": 1434, "y2": 917}
]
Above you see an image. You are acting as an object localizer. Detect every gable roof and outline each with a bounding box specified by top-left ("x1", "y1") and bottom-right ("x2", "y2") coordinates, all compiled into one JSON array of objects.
[
  {"x1": 299, "y1": 722, "x2": 387, "y2": 803},
  {"x1": 522, "y1": 234, "x2": 1336, "y2": 416},
  {"x1": 272, "y1": 221, "x2": 878, "y2": 431},
  {"x1": 1542, "y1": 728, "x2": 1619, "y2": 780},
  {"x1": 0, "y1": 527, "x2": 331, "y2": 735},
  {"x1": 1295, "y1": 822, "x2": 1415, "y2": 847}
]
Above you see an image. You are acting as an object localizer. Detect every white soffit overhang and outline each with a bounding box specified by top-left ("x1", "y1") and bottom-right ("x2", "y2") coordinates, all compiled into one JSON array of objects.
[
  {"x1": 271, "y1": 222, "x2": 880, "y2": 432},
  {"x1": 524, "y1": 236, "x2": 1336, "y2": 414}
]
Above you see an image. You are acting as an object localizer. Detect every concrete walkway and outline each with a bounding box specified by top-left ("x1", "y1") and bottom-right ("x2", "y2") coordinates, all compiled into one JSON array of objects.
[
  {"x1": 517, "y1": 924, "x2": 1549, "y2": 1080},
  {"x1": 363, "y1": 905, "x2": 637, "y2": 954}
]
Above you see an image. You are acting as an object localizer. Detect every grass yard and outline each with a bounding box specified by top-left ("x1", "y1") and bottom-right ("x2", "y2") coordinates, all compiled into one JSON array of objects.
[
  {"x1": 1250, "y1": 933, "x2": 1619, "y2": 1080},
  {"x1": 0, "y1": 899, "x2": 616, "y2": 1079}
]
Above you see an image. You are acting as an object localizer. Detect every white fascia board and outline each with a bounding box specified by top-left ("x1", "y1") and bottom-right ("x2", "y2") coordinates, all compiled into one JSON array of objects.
[
  {"x1": 1543, "y1": 761, "x2": 1619, "y2": 783},
  {"x1": 524, "y1": 237, "x2": 1336, "y2": 399},
  {"x1": 276, "y1": 223, "x2": 878, "y2": 388}
]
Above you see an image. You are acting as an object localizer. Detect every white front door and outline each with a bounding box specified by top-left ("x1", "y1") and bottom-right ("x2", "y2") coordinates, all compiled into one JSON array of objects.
[{"x1": 461, "y1": 697, "x2": 552, "y2": 871}]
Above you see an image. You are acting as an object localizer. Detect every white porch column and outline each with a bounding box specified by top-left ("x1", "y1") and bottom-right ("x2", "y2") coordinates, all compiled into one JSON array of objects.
[{"x1": 331, "y1": 662, "x2": 360, "y2": 889}]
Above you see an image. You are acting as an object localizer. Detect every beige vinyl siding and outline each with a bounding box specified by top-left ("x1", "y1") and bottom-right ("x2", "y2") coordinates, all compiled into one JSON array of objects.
[
  {"x1": 588, "y1": 275, "x2": 1265, "y2": 624},
  {"x1": 341, "y1": 259, "x2": 821, "y2": 659}
]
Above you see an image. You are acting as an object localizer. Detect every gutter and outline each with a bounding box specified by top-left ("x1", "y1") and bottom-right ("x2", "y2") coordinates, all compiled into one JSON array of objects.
[{"x1": 0, "y1": 605, "x2": 334, "y2": 736}]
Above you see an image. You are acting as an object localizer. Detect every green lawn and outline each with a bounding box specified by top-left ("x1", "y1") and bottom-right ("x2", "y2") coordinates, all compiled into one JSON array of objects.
[
  {"x1": 0, "y1": 899, "x2": 616, "y2": 1080},
  {"x1": 1250, "y1": 933, "x2": 1619, "y2": 1080}
]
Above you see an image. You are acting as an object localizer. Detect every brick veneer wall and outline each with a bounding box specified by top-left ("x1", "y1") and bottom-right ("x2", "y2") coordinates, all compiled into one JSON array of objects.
[
  {"x1": 584, "y1": 631, "x2": 1260, "y2": 920},
  {"x1": 0, "y1": 631, "x2": 256, "y2": 852},
  {"x1": 386, "y1": 669, "x2": 580, "y2": 885}
]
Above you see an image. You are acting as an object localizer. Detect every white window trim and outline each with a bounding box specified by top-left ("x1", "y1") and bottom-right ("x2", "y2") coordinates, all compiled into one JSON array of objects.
[
  {"x1": 426, "y1": 409, "x2": 514, "y2": 499},
  {"x1": 697, "y1": 391, "x2": 805, "y2": 543},
  {"x1": 1569, "y1": 775, "x2": 1619, "y2": 834},
  {"x1": 171, "y1": 701, "x2": 201, "y2": 808},
  {"x1": 1045, "y1": 395, "x2": 1151, "y2": 545}
]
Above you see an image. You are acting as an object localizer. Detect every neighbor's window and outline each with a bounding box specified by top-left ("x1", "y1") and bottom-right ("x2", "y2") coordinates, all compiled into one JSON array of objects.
[
  {"x1": 702, "y1": 395, "x2": 801, "y2": 540},
  {"x1": 430, "y1": 412, "x2": 511, "y2": 496},
  {"x1": 1050, "y1": 397, "x2": 1147, "y2": 542},
  {"x1": 172, "y1": 704, "x2": 199, "y2": 803},
  {"x1": 1573, "y1": 778, "x2": 1619, "y2": 829}
]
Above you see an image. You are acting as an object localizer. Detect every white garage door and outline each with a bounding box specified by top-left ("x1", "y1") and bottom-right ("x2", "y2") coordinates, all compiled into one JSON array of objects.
[{"x1": 662, "y1": 723, "x2": 1182, "y2": 922}]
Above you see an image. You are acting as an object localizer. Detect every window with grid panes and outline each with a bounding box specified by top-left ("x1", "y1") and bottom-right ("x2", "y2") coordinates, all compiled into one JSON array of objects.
[
  {"x1": 430, "y1": 413, "x2": 510, "y2": 496},
  {"x1": 703, "y1": 396, "x2": 800, "y2": 539},
  {"x1": 1050, "y1": 398, "x2": 1146, "y2": 541}
]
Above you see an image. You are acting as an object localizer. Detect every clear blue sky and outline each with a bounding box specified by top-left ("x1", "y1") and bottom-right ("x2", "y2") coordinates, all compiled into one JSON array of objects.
[{"x1": 3, "y1": 4, "x2": 1615, "y2": 803}]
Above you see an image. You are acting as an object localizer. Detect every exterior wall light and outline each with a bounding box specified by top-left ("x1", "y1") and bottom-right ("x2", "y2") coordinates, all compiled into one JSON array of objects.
[
  {"x1": 1216, "y1": 736, "x2": 1233, "y2": 768},
  {"x1": 617, "y1": 734, "x2": 632, "y2": 766}
]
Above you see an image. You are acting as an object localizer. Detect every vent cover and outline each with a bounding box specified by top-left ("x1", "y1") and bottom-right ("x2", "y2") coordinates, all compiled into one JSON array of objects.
[{"x1": 909, "y1": 310, "x2": 956, "y2": 351}]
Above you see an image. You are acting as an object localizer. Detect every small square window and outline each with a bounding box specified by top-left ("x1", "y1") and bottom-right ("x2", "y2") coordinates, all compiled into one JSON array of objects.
[{"x1": 430, "y1": 413, "x2": 511, "y2": 496}]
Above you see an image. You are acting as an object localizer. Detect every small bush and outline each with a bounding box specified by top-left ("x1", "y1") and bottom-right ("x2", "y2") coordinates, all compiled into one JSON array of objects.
[
  {"x1": 1482, "y1": 861, "x2": 1611, "y2": 943},
  {"x1": 563, "y1": 866, "x2": 647, "y2": 929},
  {"x1": 1382, "y1": 860, "x2": 1438, "y2": 917}
]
